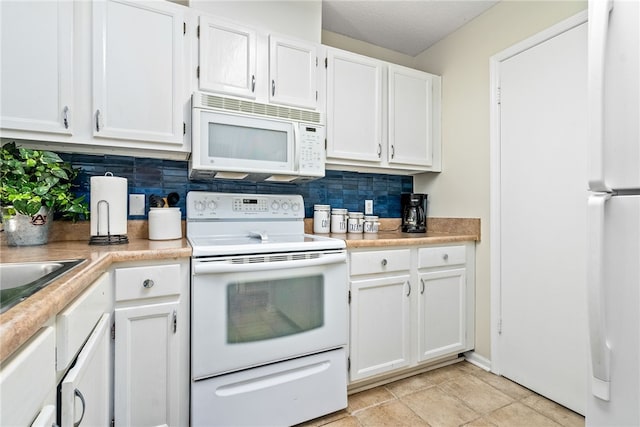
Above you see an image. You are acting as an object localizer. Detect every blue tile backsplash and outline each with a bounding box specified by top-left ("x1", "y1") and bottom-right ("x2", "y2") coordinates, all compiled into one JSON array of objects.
[{"x1": 61, "y1": 153, "x2": 413, "y2": 219}]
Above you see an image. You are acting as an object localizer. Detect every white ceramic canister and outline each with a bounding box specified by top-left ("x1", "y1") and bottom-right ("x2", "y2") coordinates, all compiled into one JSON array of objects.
[
  {"x1": 148, "y1": 207, "x2": 182, "y2": 240},
  {"x1": 313, "y1": 204, "x2": 331, "y2": 233},
  {"x1": 363, "y1": 215, "x2": 380, "y2": 234},
  {"x1": 330, "y1": 208, "x2": 348, "y2": 233},
  {"x1": 347, "y1": 212, "x2": 364, "y2": 233}
]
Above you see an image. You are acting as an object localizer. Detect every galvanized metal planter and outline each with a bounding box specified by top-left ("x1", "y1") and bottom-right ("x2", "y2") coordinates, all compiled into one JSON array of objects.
[{"x1": 3, "y1": 206, "x2": 52, "y2": 246}]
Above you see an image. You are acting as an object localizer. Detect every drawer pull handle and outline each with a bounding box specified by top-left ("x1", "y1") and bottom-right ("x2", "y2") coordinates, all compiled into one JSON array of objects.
[
  {"x1": 406, "y1": 281, "x2": 411, "y2": 297},
  {"x1": 442, "y1": 253, "x2": 449, "y2": 261},
  {"x1": 381, "y1": 259, "x2": 387, "y2": 266},
  {"x1": 74, "y1": 388, "x2": 86, "y2": 427},
  {"x1": 143, "y1": 279, "x2": 155, "y2": 288},
  {"x1": 420, "y1": 278, "x2": 425, "y2": 294}
]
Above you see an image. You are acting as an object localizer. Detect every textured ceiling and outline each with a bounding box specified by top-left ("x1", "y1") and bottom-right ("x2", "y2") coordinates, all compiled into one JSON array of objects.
[{"x1": 322, "y1": 0, "x2": 499, "y2": 56}]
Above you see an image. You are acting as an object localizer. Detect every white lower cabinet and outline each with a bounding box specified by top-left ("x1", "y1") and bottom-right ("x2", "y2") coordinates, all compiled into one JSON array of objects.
[
  {"x1": 348, "y1": 243, "x2": 475, "y2": 384},
  {"x1": 60, "y1": 313, "x2": 112, "y2": 427},
  {"x1": 114, "y1": 260, "x2": 189, "y2": 427},
  {"x1": 0, "y1": 327, "x2": 56, "y2": 427}
]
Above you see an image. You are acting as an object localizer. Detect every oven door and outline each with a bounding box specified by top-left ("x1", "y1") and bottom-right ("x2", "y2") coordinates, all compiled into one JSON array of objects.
[{"x1": 191, "y1": 250, "x2": 348, "y2": 379}]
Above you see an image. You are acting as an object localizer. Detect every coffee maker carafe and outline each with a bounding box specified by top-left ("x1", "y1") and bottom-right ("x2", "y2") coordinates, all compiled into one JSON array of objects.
[{"x1": 401, "y1": 193, "x2": 427, "y2": 233}]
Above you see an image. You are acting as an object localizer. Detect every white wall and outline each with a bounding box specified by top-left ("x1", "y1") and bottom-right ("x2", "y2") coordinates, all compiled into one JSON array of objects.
[
  {"x1": 412, "y1": 0, "x2": 587, "y2": 362},
  {"x1": 189, "y1": 0, "x2": 322, "y2": 43}
]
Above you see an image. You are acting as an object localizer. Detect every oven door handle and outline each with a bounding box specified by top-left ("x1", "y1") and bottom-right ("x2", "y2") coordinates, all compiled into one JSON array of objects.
[{"x1": 193, "y1": 252, "x2": 347, "y2": 274}]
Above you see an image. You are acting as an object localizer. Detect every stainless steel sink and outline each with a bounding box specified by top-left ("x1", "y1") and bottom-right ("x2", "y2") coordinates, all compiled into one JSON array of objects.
[{"x1": 0, "y1": 259, "x2": 85, "y2": 313}]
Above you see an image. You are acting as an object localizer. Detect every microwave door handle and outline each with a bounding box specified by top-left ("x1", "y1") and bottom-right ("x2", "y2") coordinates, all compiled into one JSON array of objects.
[{"x1": 193, "y1": 252, "x2": 346, "y2": 274}]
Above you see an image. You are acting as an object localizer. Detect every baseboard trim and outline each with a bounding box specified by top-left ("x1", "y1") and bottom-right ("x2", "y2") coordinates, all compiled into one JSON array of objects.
[{"x1": 463, "y1": 351, "x2": 491, "y2": 371}]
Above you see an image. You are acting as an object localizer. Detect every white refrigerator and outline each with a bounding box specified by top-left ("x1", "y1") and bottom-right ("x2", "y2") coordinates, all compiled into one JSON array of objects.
[{"x1": 587, "y1": 0, "x2": 640, "y2": 425}]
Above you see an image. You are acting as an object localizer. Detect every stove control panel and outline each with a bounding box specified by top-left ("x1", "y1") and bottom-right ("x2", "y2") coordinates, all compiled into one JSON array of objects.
[{"x1": 187, "y1": 191, "x2": 304, "y2": 219}]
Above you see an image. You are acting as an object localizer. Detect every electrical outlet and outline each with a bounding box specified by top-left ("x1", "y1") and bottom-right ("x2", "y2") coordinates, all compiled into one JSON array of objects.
[
  {"x1": 129, "y1": 194, "x2": 145, "y2": 216},
  {"x1": 365, "y1": 200, "x2": 374, "y2": 215}
]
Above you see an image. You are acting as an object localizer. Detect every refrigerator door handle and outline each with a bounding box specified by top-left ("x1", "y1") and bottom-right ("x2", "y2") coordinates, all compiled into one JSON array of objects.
[
  {"x1": 588, "y1": 0, "x2": 614, "y2": 192},
  {"x1": 587, "y1": 192, "x2": 612, "y2": 401}
]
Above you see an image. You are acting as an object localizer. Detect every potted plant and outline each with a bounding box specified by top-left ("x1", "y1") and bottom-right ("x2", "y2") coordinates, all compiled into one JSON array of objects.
[{"x1": 0, "y1": 142, "x2": 89, "y2": 246}]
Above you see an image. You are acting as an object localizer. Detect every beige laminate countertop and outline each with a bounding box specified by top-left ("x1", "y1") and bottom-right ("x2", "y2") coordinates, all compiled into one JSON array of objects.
[
  {"x1": 0, "y1": 217, "x2": 479, "y2": 363},
  {"x1": 0, "y1": 238, "x2": 191, "y2": 363}
]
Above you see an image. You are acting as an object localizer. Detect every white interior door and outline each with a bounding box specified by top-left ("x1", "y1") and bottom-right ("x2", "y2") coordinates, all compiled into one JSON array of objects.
[{"x1": 496, "y1": 21, "x2": 588, "y2": 414}]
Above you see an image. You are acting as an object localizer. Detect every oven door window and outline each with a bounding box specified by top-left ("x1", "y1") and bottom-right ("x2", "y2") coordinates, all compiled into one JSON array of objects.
[{"x1": 227, "y1": 275, "x2": 324, "y2": 343}]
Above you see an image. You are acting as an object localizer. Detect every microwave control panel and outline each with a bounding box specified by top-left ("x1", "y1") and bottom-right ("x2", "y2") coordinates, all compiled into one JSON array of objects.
[{"x1": 298, "y1": 125, "x2": 325, "y2": 177}]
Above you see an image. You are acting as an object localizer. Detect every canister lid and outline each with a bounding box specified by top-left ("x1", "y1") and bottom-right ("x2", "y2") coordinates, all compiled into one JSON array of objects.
[
  {"x1": 348, "y1": 212, "x2": 364, "y2": 218},
  {"x1": 314, "y1": 204, "x2": 331, "y2": 211},
  {"x1": 364, "y1": 215, "x2": 378, "y2": 220},
  {"x1": 331, "y1": 208, "x2": 348, "y2": 214}
]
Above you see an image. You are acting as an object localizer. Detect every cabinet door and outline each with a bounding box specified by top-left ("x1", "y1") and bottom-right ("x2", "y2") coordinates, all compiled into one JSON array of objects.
[
  {"x1": 349, "y1": 274, "x2": 411, "y2": 381},
  {"x1": 60, "y1": 314, "x2": 112, "y2": 427},
  {"x1": 93, "y1": 0, "x2": 184, "y2": 145},
  {"x1": 199, "y1": 16, "x2": 257, "y2": 99},
  {"x1": 114, "y1": 301, "x2": 180, "y2": 427},
  {"x1": 417, "y1": 268, "x2": 467, "y2": 362},
  {"x1": 388, "y1": 65, "x2": 435, "y2": 168},
  {"x1": 269, "y1": 35, "x2": 317, "y2": 109},
  {"x1": 0, "y1": 327, "x2": 55, "y2": 427},
  {"x1": 326, "y1": 48, "x2": 383, "y2": 163},
  {"x1": 0, "y1": 0, "x2": 73, "y2": 134}
]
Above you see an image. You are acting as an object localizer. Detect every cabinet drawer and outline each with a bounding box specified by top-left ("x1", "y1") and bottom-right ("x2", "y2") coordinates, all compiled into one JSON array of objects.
[
  {"x1": 0, "y1": 327, "x2": 55, "y2": 427},
  {"x1": 350, "y1": 249, "x2": 411, "y2": 276},
  {"x1": 115, "y1": 264, "x2": 181, "y2": 301},
  {"x1": 56, "y1": 272, "x2": 111, "y2": 371},
  {"x1": 418, "y1": 245, "x2": 466, "y2": 269}
]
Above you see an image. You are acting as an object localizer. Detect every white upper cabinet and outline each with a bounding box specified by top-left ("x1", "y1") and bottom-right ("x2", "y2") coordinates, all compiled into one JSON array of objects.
[
  {"x1": 325, "y1": 47, "x2": 442, "y2": 174},
  {"x1": 93, "y1": 0, "x2": 185, "y2": 145},
  {"x1": 198, "y1": 16, "x2": 257, "y2": 99},
  {"x1": 388, "y1": 64, "x2": 438, "y2": 169},
  {"x1": 0, "y1": 0, "x2": 74, "y2": 134},
  {"x1": 326, "y1": 48, "x2": 383, "y2": 163},
  {"x1": 269, "y1": 35, "x2": 318, "y2": 109}
]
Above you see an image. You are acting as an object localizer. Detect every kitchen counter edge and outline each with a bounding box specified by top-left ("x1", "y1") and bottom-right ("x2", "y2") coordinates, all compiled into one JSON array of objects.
[{"x1": 0, "y1": 238, "x2": 191, "y2": 363}]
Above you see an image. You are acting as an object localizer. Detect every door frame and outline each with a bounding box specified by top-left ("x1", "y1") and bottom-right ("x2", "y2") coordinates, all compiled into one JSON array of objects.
[{"x1": 489, "y1": 10, "x2": 588, "y2": 375}]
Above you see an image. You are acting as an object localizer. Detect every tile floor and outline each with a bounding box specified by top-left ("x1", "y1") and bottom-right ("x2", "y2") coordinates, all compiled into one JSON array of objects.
[{"x1": 299, "y1": 361, "x2": 585, "y2": 427}]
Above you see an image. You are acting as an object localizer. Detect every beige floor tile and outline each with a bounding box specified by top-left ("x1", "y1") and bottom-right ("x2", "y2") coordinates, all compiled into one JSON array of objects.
[
  {"x1": 322, "y1": 415, "x2": 362, "y2": 427},
  {"x1": 295, "y1": 409, "x2": 349, "y2": 426},
  {"x1": 384, "y1": 372, "x2": 437, "y2": 397},
  {"x1": 401, "y1": 386, "x2": 478, "y2": 427},
  {"x1": 420, "y1": 363, "x2": 469, "y2": 385},
  {"x1": 484, "y1": 402, "x2": 563, "y2": 427},
  {"x1": 439, "y1": 374, "x2": 514, "y2": 415},
  {"x1": 355, "y1": 400, "x2": 430, "y2": 427},
  {"x1": 463, "y1": 418, "x2": 499, "y2": 427},
  {"x1": 522, "y1": 395, "x2": 585, "y2": 427},
  {"x1": 471, "y1": 370, "x2": 534, "y2": 401},
  {"x1": 347, "y1": 387, "x2": 396, "y2": 413}
]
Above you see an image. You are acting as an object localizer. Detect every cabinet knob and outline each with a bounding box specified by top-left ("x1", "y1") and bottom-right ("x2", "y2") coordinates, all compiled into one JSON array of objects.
[
  {"x1": 381, "y1": 258, "x2": 387, "y2": 266},
  {"x1": 143, "y1": 279, "x2": 155, "y2": 288},
  {"x1": 442, "y1": 253, "x2": 449, "y2": 261}
]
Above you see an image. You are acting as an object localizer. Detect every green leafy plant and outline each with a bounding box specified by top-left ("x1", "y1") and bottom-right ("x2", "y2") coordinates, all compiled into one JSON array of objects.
[{"x1": 0, "y1": 142, "x2": 89, "y2": 220}]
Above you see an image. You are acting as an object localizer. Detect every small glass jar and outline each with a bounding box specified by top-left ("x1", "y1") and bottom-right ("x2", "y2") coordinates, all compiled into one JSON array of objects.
[
  {"x1": 363, "y1": 215, "x2": 379, "y2": 234},
  {"x1": 347, "y1": 212, "x2": 364, "y2": 233},
  {"x1": 313, "y1": 204, "x2": 331, "y2": 233},
  {"x1": 330, "y1": 208, "x2": 348, "y2": 233}
]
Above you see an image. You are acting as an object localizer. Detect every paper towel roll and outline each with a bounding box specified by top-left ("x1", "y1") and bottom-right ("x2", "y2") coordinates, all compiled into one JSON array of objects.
[{"x1": 90, "y1": 173, "x2": 128, "y2": 236}]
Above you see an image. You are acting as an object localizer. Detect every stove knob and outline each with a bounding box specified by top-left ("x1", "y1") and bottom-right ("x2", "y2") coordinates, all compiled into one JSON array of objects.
[
  {"x1": 281, "y1": 201, "x2": 290, "y2": 211},
  {"x1": 291, "y1": 202, "x2": 300, "y2": 212},
  {"x1": 207, "y1": 200, "x2": 217, "y2": 211},
  {"x1": 271, "y1": 201, "x2": 280, "y2": 211},
  {"x1": 194, "y1": 200, "x2": 205, "y2": 211}
]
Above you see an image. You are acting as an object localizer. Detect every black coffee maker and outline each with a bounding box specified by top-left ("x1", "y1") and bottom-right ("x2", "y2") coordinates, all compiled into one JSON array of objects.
[{"x1": 401, "y1": 193, "x2": 428, "y2": 233}]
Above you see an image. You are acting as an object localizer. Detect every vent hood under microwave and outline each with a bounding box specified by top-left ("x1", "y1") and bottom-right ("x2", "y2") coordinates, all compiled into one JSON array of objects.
[{"x1": 190, "y1": 92, "x2": 325, "y2": 183}]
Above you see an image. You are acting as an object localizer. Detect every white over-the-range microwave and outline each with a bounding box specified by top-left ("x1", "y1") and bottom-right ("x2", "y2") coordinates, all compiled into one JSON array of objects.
[{"x1": 190, "y1": 92, "x2": 325, "y2": 182}]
